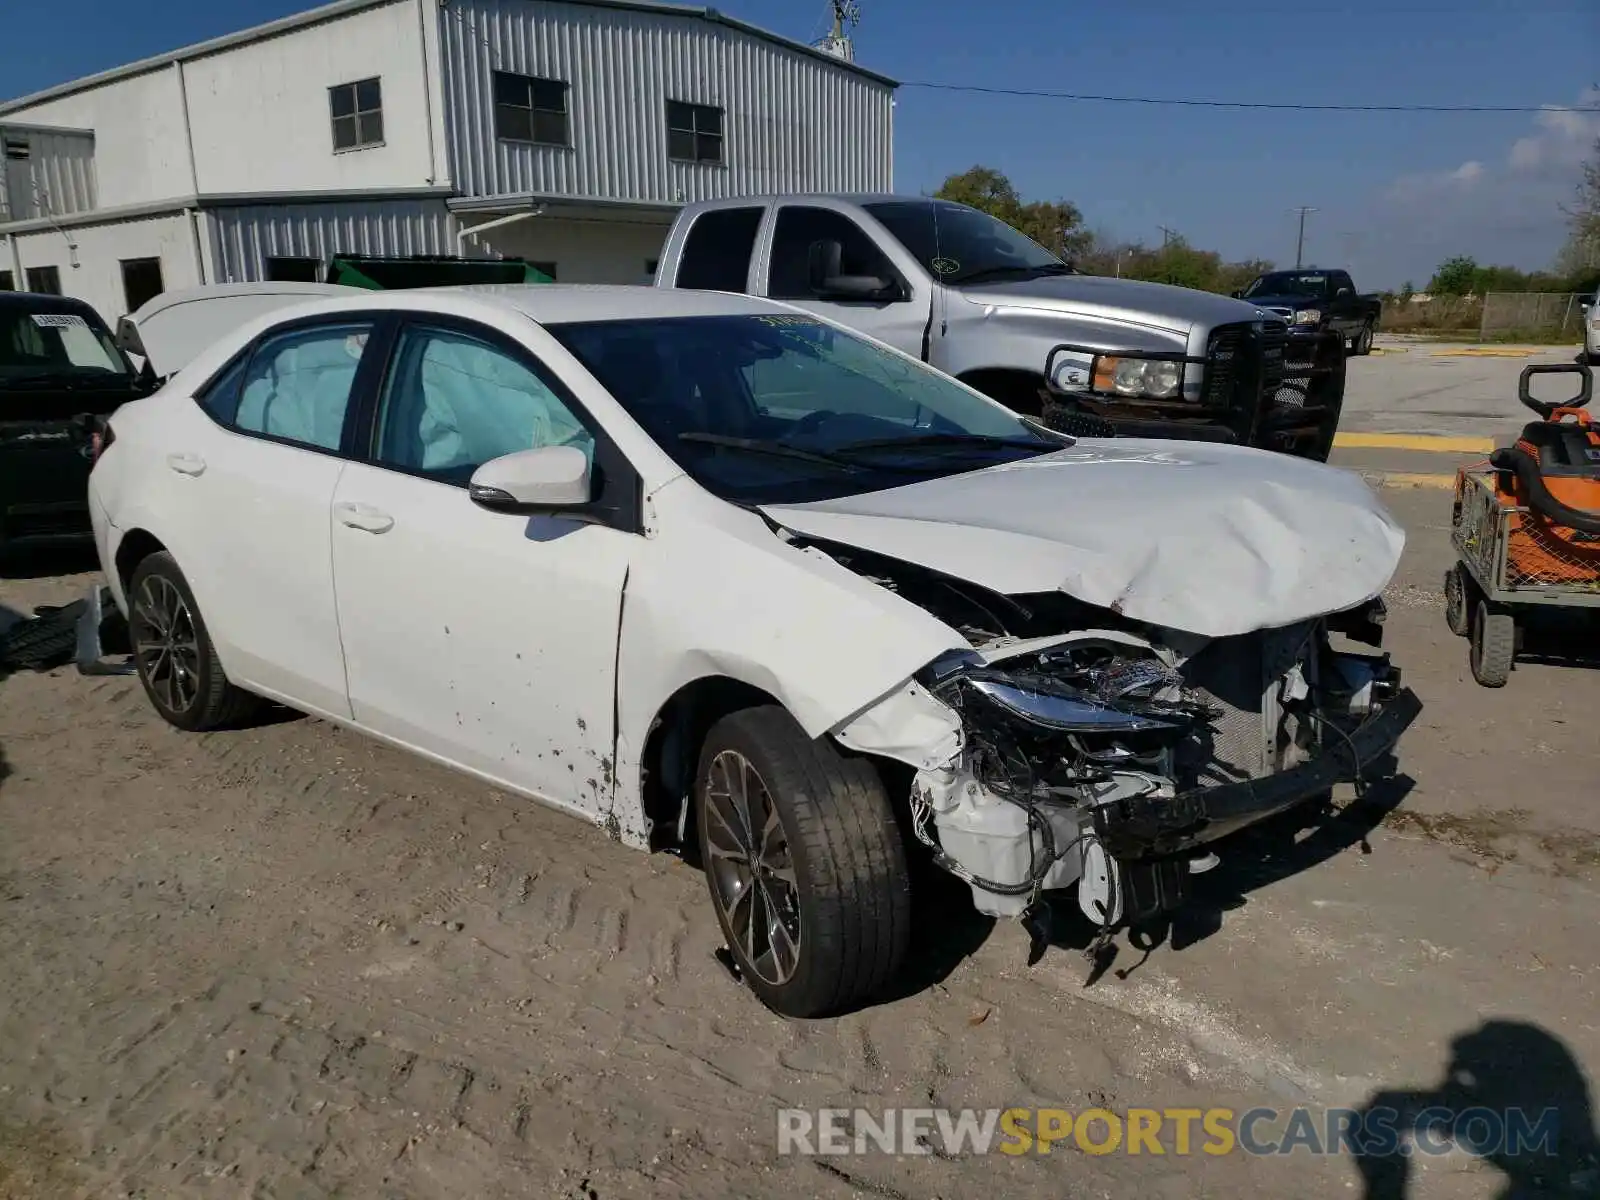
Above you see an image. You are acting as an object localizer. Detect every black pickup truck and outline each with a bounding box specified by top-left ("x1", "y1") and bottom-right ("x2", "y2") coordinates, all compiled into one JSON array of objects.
[
  {"x1": 1234, "y1": 268, "x2": 1383, "y2": 356},
  {"x1": 1, "y1": 291, "x2": 153, "y2": 556}
]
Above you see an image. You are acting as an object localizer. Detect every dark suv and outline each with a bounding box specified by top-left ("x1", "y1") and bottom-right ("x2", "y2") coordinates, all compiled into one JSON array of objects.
[{"x1": 1, "y1": 291, "x2": 153, "y2": 555}]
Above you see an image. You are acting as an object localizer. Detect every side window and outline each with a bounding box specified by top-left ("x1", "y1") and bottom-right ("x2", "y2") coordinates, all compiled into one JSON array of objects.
[
  {"x1": 768, "y1": 207, "x2": 896, "y2": 301},
  {"x1": 674, "y1": 207, "x2": 763, "y2": 292},
  {"x1": 196, "y1": 354, "x2": 250, "y2": 425},
  {"x1": 373, "y1": 324, "x2": 595, "y2": 484},
  {"x1": 1332, "y1": 271, "x2": 1353, "y2": 295},
  {"x1": 232, "y1": 322, "x2": 372, "y2": 451}
]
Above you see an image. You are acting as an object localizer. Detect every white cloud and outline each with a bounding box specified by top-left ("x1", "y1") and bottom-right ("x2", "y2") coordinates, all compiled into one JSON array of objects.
[
  {"x1": 1508, "y1": 87, "x2": 1600, "y2": 173},
  {"x1": 1357, "y1": 89, "x2": 1597, "y2": 287}
]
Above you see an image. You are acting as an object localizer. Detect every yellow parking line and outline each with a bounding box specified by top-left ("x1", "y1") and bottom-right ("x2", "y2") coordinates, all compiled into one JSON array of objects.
[
  {"x1": 1334, "y1": 432, "x2": 1493, "y2": 453},
  {"x1": 1369, "y1": 472, "x2": 1457, "y2": 490}
]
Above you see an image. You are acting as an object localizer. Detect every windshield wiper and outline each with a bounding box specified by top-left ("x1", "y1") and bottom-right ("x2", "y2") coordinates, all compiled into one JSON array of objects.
[
  {"x1": 951, "y1": 263, "x2": 1076, "y2": 285},
  {"x1": 677, "y1": 432, "x2": 865, "y2": 472},
  {"x1": 831, "y1": 432, "x2": 1067, "y2": 456}
]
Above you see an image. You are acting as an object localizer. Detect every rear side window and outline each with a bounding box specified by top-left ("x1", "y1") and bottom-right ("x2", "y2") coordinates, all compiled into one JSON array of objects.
[
  {"x1": 199, "y1": 323, "x2": 373, "y2": 452},
  {"x1": 674, "y1": 207, "x2": 763, "y2": 293}
]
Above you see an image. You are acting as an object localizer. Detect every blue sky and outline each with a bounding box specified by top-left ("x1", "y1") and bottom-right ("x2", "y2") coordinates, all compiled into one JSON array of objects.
[{"x1": 4, "y1": 0, "x2": 1597, "y2": 288}]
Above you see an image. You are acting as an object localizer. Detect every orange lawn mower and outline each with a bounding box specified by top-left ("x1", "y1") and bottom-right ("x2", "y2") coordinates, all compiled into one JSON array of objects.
[{"x1": 1446, "y1": 363, "x2": 1600, "y2": 686}]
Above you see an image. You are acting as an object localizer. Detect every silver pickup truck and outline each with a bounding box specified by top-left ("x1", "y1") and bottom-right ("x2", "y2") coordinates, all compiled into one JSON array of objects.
[{"x1": 653, "y1": 193, "x2": 1346, "y2": 458}]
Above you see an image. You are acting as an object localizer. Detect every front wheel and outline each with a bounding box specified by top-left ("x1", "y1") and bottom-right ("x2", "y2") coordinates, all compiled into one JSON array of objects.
[
  {"x1": 128, "y1": 552, "x2": 260, "y2": 731},
  {"x1": 695, "y1": 706, "x2": 911, "y2": 1017}
]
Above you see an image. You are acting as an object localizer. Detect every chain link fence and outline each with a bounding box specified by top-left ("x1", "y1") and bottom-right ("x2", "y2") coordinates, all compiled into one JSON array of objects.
[{"x1": 1479, "y1": 292, "x2": 1589, "y2": 338}]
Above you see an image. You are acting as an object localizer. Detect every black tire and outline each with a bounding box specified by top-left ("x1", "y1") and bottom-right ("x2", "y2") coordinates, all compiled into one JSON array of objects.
[
  {"x1": 127, "y1": 551, "x2": 260, "y2": 731},
  {"x1": 0, "y1": 601, "x2": 84, "y2": 670},
  {"x1": 1350, "y1": 321, "x2": 1375, "y2": 356},
  {"x1": 1469, "y1": 598, "x2": 1516, "y2": 688},
  {"x1": 694, "y1": 705, "x2": 911, "y2": 1018},
  {"x1": 1444, "y1": 564, "x2": 1471, "y2": 637}
]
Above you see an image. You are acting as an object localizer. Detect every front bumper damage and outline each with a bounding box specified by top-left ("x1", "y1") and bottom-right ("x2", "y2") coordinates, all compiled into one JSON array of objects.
[{"x1": 874, "y1": 609, "x2": 1421, "y2": 928}]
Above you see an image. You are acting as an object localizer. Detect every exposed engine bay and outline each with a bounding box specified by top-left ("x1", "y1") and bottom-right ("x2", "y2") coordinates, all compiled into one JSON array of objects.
[{"x1": 814, "y1": 537, "x2": 1421, "y2": 930}]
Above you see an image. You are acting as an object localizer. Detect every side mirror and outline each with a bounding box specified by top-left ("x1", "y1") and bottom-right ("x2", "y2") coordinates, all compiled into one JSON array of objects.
[
  {"x1": 469, "y1": 445, "x2": 592, "y2": 513},
  {"x1": 806, "y1": 238, "x2": 899, "y2": 301},
  {"x1": 1229, "y1": 289, "x2": 1242, "y2": 299}
]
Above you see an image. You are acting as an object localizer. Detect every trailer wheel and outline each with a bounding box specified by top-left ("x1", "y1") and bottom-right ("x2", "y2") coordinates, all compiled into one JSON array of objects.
[
  {"x1": 694, "y1": 705, "x2": 911, "y2": 1018},
  {"x1": 1469, "y1": 598, "x2": 1516, "y2": 687},
  {"x1": 1444, "y1": 564, "x2": 1471, "y2": 637}
]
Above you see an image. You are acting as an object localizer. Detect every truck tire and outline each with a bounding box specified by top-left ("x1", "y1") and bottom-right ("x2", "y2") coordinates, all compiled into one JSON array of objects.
[
  {"x1": 1350, "y1": 321, "x2": 1374, "y2": 356},
  {"x1": 1469, "y1": 598, "x2": 1516, "y2": 688},
  {"x1": 127, "y1": 551, "x2": 261, "y2": 731},
  {"x1": 694, "y1": 705, "x2": 911, "y2": 1018}
]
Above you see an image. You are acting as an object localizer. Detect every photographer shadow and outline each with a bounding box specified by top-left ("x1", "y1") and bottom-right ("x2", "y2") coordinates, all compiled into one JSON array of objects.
[{"x1": 1355, "y1": 1019, "x2": 1600, "y2": 1198}]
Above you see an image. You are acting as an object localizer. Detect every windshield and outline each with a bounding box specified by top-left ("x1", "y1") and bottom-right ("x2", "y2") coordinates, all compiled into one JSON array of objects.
[
  {"x1": 548, "y1": 314, "x2": 1065, "y2": 505},
  {"x1": 0, "y1": 306, "x2": 131, "y2": 380},
  {"x1": 862, "y1": 200, "x2": 1070, "y2": 286},
  {"x1": 1243, "y1": 273, "x2": 1329, "y2": 299}
]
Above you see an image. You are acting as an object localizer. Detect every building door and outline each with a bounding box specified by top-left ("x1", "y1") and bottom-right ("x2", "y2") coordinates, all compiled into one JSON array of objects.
[{"x1": 120, "y1": 258, "x2": 164, "y2": 314}]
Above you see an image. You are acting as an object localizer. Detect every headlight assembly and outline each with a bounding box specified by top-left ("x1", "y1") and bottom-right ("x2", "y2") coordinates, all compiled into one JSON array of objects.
[
  {"x1": 1091, "y1": 355, "x2": 1184, "y2": 400},
  {"x1": 1293, "y1": 308, "x2": 1322, "y2": 325}
]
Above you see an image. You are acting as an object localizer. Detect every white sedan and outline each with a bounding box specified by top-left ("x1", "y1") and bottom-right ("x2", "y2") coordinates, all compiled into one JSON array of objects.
[{"x1": 88, "y1": 283, "x2": 1420, "y2": 1016}]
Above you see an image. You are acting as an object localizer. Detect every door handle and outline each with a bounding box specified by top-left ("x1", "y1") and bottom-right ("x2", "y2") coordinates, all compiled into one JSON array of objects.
[
  {"x1": 334, "y1": 501, "x2": 395, "y2": 534},
  {"x1": 166, "y1": 452, "x2": 206, "y2": 476}
]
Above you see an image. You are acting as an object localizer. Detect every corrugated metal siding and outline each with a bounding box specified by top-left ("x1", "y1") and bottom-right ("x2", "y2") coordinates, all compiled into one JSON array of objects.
[
  {"x1": 439, "y1": 0, "x2": 894, "y2": 203},
  {"x1": 0, "y1": 127, "x2": 97, "y2": 220},
  {"x1": 207, "y1": 198, "x2": 466, "y2": 281}
]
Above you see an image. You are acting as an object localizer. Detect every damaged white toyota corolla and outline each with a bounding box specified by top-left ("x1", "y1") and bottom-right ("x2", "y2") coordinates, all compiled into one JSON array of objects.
[{"x1": 86, "y1": 284, "x2": 1420, "y2": 1017}]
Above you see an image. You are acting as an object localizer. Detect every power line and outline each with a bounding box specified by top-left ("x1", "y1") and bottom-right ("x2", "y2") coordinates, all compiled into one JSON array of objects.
[{"x1": 896, "y1": 81, "x2": 1600, "y2": 114}]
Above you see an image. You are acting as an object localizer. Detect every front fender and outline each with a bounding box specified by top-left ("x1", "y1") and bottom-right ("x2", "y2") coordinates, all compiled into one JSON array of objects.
[{"x1": 615, "y1": 483, "x2": 968, "y2": 754}]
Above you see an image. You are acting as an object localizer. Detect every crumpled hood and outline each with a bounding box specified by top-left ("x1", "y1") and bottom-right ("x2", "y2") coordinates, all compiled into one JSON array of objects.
[
  {"x1": 759, "y1": 439, "x2": 1405, "y2": 639},
  {"x1": 964, "y1": 274, "x2": 1272, "y2": 334}
]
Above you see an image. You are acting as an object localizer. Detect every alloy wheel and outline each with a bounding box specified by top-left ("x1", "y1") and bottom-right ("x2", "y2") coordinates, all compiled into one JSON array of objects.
[
  {"x1": 131, "y1": 574, "x2": 202, "y2": 714},
  {"x1": 702, "y1": 750, "x2": 802, "y2": 985}
]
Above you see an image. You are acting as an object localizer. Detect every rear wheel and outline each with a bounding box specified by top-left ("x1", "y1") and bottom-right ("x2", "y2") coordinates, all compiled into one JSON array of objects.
[
  {"x1": 1444, "y1": 564, "x2": 1471, "y2": 637},
  {"x1": 1469, "y1": 598, "x2": 1516, "y2": 688},
  {"x1": 1350, "y1": 321, "x2": 1375, "y2": 356},
  {"x1": 695, "y1": 705, "x2": 911, "y2": 1017},
  {"x1": 128, "y1": 552, "x2": 259, "y2": 731}
]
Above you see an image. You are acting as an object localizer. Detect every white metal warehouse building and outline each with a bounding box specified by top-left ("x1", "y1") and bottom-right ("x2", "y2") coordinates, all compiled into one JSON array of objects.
[{"x1": 0, "y1": 0, "x2": 896, "y2": 324}]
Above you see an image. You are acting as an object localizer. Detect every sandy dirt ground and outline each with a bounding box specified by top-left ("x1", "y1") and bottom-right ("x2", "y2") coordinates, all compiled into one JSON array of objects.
[{"x1": 3, "y1": 378, "x2": 1599, "y2": 1196}]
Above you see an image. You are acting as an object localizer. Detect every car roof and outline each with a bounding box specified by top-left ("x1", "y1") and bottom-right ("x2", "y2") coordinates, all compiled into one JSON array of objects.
[
  {"x1": 0, "y1": 290, "x2": 107, "y2": 320},
  {"x1": 271, "y1": 283, "x2": 795, "y2": 326}
]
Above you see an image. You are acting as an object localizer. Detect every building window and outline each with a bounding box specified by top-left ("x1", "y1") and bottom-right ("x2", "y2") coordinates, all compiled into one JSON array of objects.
[
  {"x1": 329, "y1": 77, "x2": 384, "y2": 152},
  {"x1": 2, "y1": 137, "x2": 28, "y2": 161},
  {"x1": 266, "y1": 256, "x2": 323, "y2": 282},
  {"x1": 0, "y1": 270, "x2": 13, "y2": 291},
  {"x1": 493, "y1": 72, "x2": 570, "y2": 146},
  {"x1": 25, "y1": 266, "x2": 61, "y2": 295},
  {"x1": 645, "y1": 258, "x2": 659, "y2": 276},
  {"x1": 120, "y1": 258, "x2": 165, "y2": 314},
  {"x1": 527, "y1": 261, "x2": 558, "y2": 281},
  {"x1": 666, "y1": 100, "x2": 723, "y2": 164}
]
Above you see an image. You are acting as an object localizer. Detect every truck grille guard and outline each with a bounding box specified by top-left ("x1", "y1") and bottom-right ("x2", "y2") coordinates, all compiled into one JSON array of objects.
[{"x1": 1042, "y1": 320, "x2": 1345, "y2": 453}]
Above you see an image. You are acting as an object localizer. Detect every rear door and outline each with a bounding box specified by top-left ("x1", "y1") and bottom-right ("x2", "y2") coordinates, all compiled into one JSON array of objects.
[
  {"x1": 149, "y1": 314, "x2": 388, "y2": 716},
  {"x1": 757, "y1": 204, "x2": 932, "y2": 360}
]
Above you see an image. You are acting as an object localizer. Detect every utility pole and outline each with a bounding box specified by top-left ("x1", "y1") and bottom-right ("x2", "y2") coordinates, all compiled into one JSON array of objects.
[
  {"x1": 816, "y1": 0, "x2": 860, "y2": 61},
  {"x1": 1291, "y1": 206, "x2": 1318, "y2": 268},
  {"x1": 1157, "y1": 225, "x2": 1178, "y2": 248}
]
